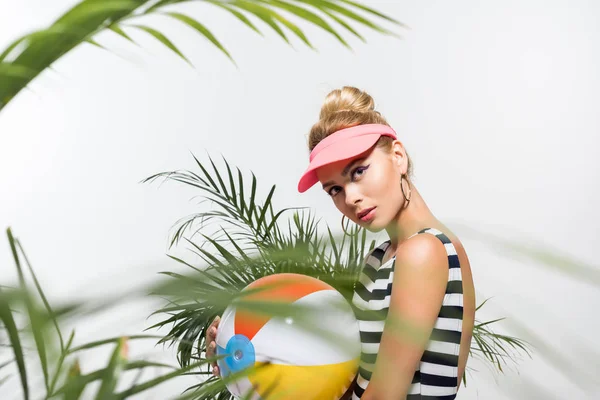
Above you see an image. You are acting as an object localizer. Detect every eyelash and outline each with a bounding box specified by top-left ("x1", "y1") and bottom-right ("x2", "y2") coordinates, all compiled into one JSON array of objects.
[{"x1": 328, "y1": 165, "x2": 369, "y2": 196}]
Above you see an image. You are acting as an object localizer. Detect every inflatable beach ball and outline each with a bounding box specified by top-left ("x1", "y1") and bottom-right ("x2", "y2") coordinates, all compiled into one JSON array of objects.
[{"x1": 216, "y1": 273, "x2": 360, "y2": 400}]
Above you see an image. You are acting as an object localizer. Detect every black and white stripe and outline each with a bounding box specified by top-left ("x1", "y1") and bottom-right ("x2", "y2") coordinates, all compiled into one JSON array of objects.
[{"x1": 351, "y1": 228, "x2": 464, "y2": 399}]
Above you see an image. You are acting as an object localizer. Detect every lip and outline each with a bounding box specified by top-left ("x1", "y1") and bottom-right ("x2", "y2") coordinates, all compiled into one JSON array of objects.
[{"x1": 357, "y1": 207, "x2": 376, "y2": 222}]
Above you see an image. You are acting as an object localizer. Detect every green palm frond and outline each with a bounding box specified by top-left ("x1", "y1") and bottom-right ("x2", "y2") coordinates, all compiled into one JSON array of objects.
[
  {"x1": 0, "y1": 285, "x2": 29, "y2": 399},
  {"x1": 0, "y1": 0, "x2": 403, "y2": 113},
  {"x1": 471, "y1": 311, "x2": 532, "y2": 372},
  {"x1": 146, "y1": 153, "x2": 532, "y2": 398},
  {"x1": 142, "y1": 153, "x2": 305, "y2": 251},
  {"x1": 1, "y1": 227, "x2": 249, "y2": 398}
]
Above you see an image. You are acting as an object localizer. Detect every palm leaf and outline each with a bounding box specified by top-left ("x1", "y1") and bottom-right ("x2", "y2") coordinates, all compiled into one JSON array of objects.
[
  {"x1": 227, "y1": 0, "x2": 291, "y2": 43},
  {"x1": 67, "y1": 335, "x2": 162, "y2": 354},
  {"x1": 0, "y1": 288, "x2": 29, "y2": 399},
  {"x1": 0, "y1": 0, "x2": 143, "y2": 111},
  {"x1": 204, "y1": 1, "x2": 263, "y2": 35},
  {"x1": 15, "y1": 239, "x2": 65, "y2": 352},
  {"x1": 129, "y1": 24, "x2": 192, "y2": 65},
  {"x1": 0, "y1": 0, "x2": 402, "y2": 113},
  {"x1": 48, "y1": 330, "x2": 76, "y2": 395},
  {"x1": 164, "y1": 12, "x2": 236, "y2": 63},
  {"x1": 145, "y1": 154, "x2": 533, "y2": 398},
  {"x1": 7, "y1": 227, "x2": 49, "y2": 394},
  {"x1": 321, "y1": 9, "x2": 365, "y2": 42},
  {"x1": 114, "y1": 360, "x2": 207, "y2": 398},
  {"x1": 339, "y1": 0, "x2": 406, "y2": 26},
  {"x1": 108, "y1": 24, "x2": 137, "y2": 44},
  {"x1": 93, "y1": 337, "x2": 128, "y2": 399}
]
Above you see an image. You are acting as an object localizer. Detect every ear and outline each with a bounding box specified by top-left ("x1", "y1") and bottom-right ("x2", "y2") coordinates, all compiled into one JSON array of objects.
[{"x1": 391, "y1": 140, "x2": 408, "y2": 174}]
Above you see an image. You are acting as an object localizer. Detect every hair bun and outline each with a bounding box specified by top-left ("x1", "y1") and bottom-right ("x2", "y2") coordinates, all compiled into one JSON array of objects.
[
  {"x1": 307, "y1": 85, "x2": 387, "y2": 151},
  {"x1": 319, "y1": 86, "x2": 376, "y2": 120}
]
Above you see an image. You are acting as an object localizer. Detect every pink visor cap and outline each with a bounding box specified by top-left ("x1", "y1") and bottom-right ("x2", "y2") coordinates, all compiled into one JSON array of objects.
[{"x1": 297, "y1": 123, "x2": 397, "y2": 193}]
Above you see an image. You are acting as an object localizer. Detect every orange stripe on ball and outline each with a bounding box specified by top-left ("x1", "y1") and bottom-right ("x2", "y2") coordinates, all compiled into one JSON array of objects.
[{"x1": 235, "y1": 274, "x2": 332, "y2": 340}]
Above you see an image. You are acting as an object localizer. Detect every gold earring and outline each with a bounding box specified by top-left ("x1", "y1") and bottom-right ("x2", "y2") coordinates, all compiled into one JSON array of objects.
[
  {"x1": 401, "y1": 174, "x2": 412, "y2": 206},
  {"x1": 341, "y1": 215, "x2": 358, "y2": 237}
]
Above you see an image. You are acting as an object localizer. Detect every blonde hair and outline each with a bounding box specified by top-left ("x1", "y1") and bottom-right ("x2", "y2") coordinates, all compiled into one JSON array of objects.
[{"x1": 307, "y1": 86, "x2": 413, "y2": 177}]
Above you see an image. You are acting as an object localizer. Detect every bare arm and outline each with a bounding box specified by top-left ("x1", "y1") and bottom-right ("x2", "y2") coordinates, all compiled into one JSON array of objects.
[{"x1": 360, "y1": 234, "x2": 448, "y2": 400}]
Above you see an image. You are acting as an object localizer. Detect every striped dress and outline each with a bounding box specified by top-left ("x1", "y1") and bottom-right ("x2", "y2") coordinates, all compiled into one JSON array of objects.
[{"x1": 351, "y1": 228, "x2": 464, "y2": 399}]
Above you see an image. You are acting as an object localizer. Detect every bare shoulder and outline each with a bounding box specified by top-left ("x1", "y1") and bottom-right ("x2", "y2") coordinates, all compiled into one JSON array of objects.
[{"x1": 395, "y1": 233, "x2": 448, "y2": 275}]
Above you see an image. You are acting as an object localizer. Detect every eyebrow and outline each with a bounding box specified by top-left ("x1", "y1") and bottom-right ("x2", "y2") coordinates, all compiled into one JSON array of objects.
[{"x1": 321, "y1": 157, "x2": 367, "y2": 190}]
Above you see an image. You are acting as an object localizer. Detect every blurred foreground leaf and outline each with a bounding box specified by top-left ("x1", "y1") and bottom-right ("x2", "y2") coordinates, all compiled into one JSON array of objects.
[{"x1": 0, "y1": 0, "x2": 403, "y2": 113}]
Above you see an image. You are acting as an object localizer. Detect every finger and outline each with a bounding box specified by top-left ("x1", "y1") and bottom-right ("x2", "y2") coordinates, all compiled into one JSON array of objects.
[
  {"x1": 207, "y1": 340, "x2": 216, "y2": 357},
  {"x1": 212, "y1": 365, "x2": 220, "y2": 377},
  {"x1": 206, "y1": 343, "x2": 214, "y2": 361},
  {"x1": 207, "y1": 317, "x2": 220, "y2": 340},
  {"x1": 207, "y1": 326, "x2": 217, "y2": 342}
]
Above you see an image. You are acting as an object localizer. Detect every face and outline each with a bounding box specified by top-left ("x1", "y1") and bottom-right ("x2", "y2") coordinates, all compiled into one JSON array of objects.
[{"x1": 316, "y1": 140, "x2": 409, "y2": 232}]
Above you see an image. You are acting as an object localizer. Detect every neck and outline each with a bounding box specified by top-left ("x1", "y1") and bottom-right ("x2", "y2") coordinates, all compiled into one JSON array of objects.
[{"x1": 384, "y1": 183, "x2": 438, "y2": 250}]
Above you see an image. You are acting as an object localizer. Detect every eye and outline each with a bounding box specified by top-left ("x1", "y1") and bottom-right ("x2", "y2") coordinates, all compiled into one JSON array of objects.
[
  {"x1": 352, "y1": 165, "x2": 369, "y2": 180},
  {"x1": 328, "y1": 186, "x2": 342, "y2": 197}
]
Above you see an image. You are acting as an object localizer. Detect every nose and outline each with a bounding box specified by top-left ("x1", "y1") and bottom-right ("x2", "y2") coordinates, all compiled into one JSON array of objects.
[{"x1": 344, "y1": 184, "x2": 362, "y2": 207}]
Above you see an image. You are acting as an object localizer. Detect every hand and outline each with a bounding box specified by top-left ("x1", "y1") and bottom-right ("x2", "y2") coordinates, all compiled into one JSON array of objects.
[{"x1": 206, "y1": 315, "x2": 221, "y2": 377}]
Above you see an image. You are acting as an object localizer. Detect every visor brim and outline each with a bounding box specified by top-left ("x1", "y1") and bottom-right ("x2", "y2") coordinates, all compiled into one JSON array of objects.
[{"x1": 297, "y1": 133, "x2": 382, "y2": 193}]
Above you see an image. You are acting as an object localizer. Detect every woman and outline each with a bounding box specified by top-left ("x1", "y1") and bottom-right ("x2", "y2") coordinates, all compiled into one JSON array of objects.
[{"x1": 206, "y1": 86, "x2": 476, "y2": 399}]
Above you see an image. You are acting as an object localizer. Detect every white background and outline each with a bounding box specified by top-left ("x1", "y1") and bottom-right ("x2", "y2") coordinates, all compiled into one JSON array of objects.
[{"x1": 1, "y1": 1, "x2": 599, "y2": 399}]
